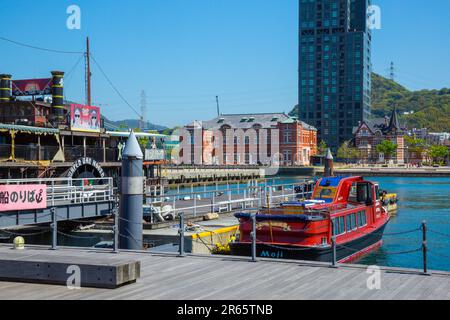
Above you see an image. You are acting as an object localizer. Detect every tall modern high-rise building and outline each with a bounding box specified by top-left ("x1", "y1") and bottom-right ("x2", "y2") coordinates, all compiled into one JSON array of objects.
[{"x1": 298, "y1": 0, "x2": 372, "y2": 152}]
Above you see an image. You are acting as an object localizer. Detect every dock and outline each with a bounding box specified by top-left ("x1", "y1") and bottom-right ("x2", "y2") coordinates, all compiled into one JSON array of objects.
[
  {"x1": 334, "y1": 167, "x2": 450, "y2": 177},
  {"x1": 0, "y1": 246, "x2": 449, "y2": 300}
]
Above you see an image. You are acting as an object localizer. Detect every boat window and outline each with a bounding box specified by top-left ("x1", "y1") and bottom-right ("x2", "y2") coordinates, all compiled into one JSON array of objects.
[
  {"x1": 339, "y1": 216, "x2": 345, "y2": 234},
  {"x1": 375, "y1": 185, "x2": 380, "y2": 201},
  {"x1": 356, "y1": 183, "x2": 368, "y2": 203},
  {"x1": 332, "y1": 217, "x2": 346, "y2": 236},
  {"x1": 320, "y1": 189, "x2": 332, "y2": 198},
  {"x1": 358, "y1": 211, "x2": 367, "y2": 227},
  {"x1": 351, "y1": 213, "x2": 357, "y2": 230},
  {"x1": 346, "y1": 215, "x2": 353, "y2": 231},
  {"x1": 345, "y1": 213, "x2": 357, "y2": 231},
  {"x1": 349, "y1": 184, "x2": 358, "y2": 202}
]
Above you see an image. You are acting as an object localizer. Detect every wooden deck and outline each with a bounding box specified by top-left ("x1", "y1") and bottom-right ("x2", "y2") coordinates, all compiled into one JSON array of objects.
[{"x1": 0, "y1": 246, "x2": 449, "y2": 300}]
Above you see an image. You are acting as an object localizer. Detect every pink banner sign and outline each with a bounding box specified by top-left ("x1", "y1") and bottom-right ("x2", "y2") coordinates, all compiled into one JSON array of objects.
[{"x1": 0, "y1": 185, "x2": 47, "y2": 212}]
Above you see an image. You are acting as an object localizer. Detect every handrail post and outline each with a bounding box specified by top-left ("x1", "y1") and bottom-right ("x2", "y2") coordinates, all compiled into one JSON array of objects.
[
  {"x1": 50, "y1": 207, "x2": 57, "y2": 250},
  {"x1": 251, "y1": 213, "x2": 257, "y2": 262},
  {"x1": 194, "y1": 194, "x2": 197, "y2": 217},
  {"x1": 422, "y1": 221, "x2": 429, "y2": 275},
  {"x1": 331, "y1": 236, "x2": 338, "y2": 268},
  {"x1": 243, "y1": 189, "x2": 247, "y2": 209},
  {"x1": 113, "y1": 206, "x2": 119, "y2": 254},
  {"x1": 258, "y1": 186, "x2": 262, "y2": 208},
  {"x1": 178, "y1": 212, "x2": 186, "y2": 257}
]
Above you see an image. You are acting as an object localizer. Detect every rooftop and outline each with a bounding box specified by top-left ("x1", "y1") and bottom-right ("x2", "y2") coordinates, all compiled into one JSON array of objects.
[{"x1": 188, "y1": 113, "x2": 317, "y2": 131}]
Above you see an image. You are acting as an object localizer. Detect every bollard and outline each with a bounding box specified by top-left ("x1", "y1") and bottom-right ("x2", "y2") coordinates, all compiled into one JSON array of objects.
[
  {"x1": 50, "y1": 207, "x2": 57, "y2": 250},
  {"x1": 119, "y1": 131, "x2": 144, "y2": 250},
  {"x1": 113, "y1": 208, "x2": 119, "y2": 254},
  {"x1": 250, "y1": 213, "x2": 257, "y2": 262},
  {"x1": 178, "y1": 212, "x2": 186, "y2": 257},
  {"x1": 422, "y1": 221, "x2": 429, "y2": 275}
]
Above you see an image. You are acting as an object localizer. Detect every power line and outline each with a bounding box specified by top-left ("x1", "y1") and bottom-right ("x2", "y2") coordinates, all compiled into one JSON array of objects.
[
  {"x1": 64, "y1": 54, "x2": 85, "y2": 99},
  {"x1": 0, "y1": 36, "x2": 83, "y2": 54},
  {"x1": 90, "y1": 54, "x2": 141, "y2": 118},
  {"x1": 140, "y1": 90, "x2": 147, "y2": 130}
]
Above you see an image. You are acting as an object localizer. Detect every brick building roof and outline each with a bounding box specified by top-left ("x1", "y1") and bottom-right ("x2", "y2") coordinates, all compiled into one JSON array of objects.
[{"x1": 188, "y1": 113, "x2": 317, "y2": 131}]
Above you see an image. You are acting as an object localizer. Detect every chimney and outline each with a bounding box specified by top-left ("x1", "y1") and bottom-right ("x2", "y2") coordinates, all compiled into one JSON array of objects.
[
  {"x1": 51, "y1": 71, "x2": 65, "y2": 120},
  {"x1": 0, "y1": 74, "x2": 12, "y2": 102}
]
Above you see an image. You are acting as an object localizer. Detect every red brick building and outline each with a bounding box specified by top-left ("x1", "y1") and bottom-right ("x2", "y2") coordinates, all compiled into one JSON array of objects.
[
  {"x1": 182, "y1": 113, "x2": 317, "y2": 166},
  {"x1": 353, "y1": 108, "x2": 405, "y2": 164}
]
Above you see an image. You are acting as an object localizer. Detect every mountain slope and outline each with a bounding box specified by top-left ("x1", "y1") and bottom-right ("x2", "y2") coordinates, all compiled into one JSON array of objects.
[
  {"x1": 290, "y1": 73, "x2": 450, "y2": 132},
  {"x1": 371, "y1": 73, "x2": 450, "y2": 131},
  {"x1": 103, "y1": 118, "x2": 168, "y2": 131}
]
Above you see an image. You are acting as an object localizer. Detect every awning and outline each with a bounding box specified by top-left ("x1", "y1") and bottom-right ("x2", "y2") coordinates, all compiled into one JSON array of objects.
[{"x1": 0, "y1": 123, "x2": 59, "y2": 135}]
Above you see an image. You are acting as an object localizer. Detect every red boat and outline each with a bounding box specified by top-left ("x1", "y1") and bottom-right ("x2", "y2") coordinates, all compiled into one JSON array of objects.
[{"x1": 230, "y1": 176, "x2": 390, "y2": 263}]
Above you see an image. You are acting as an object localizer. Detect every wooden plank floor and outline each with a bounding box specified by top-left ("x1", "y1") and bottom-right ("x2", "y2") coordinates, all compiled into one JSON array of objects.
[{"x1": 0, "y1": 246, "x2": 449, "y2": 300}]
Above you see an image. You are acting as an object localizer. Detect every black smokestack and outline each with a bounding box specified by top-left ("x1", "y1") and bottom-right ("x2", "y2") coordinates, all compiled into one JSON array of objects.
[
  {"x1": 0, "y1": 74, "x2": 12, "y2": 102},
  {"x1": 51, "y1": 71, "x2": 65, "y2": 120}
]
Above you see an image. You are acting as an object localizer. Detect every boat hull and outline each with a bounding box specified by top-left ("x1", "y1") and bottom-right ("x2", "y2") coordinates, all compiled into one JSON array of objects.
[{"x1": 230, "y1": 220, "x2": 389, "y2": 263}]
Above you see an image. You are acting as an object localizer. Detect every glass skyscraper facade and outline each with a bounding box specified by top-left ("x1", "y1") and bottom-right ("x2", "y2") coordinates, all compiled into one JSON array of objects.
[{"x1": 299, "y1": 0, "x2": 372, "y2": 151}]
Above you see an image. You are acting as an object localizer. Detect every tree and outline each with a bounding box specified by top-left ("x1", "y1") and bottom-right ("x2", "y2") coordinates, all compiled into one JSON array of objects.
[
  {"x1": 428, "y1": 145, "x2": 449, "y2": 164},
  {"x1": 318, "y1": 140, "x2": 328, "y2": 156},
  {"x1": 376, "y1": 140, "x2": 397, "y2": 163},
  {"x1": 133, "y1": 128, "x2": 151, "y2": 151},
  {"x1": 404, "y1": 136, "x2": 428, "y2": 162},
  {"x1": 337, "y1": 141, "x2": 360, "y2": 162}
]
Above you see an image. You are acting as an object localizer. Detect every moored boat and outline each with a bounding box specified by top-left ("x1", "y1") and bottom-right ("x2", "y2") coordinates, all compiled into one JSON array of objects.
[{"x1": 230, "y1": 176, "x2": 391, "y2": 263}]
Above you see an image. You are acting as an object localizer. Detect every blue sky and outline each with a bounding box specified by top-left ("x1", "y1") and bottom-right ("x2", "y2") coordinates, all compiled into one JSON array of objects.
[{"x1": 0, "y1": 0, "x2": 449, "y2": 127}]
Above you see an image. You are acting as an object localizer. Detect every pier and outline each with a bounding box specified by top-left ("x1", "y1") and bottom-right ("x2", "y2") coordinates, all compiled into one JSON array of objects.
[
  {"x1": 0, "y1": 245, "x2": 449, "y2": 300},
  {"x1": 334, "y1": 166, "x2": 450, "y2": 177}
]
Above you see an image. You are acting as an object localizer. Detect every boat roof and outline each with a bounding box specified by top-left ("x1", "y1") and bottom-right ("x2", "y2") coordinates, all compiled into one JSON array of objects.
[{"x1": 319, "y1": 177, "x2": 344, "y2": 187}]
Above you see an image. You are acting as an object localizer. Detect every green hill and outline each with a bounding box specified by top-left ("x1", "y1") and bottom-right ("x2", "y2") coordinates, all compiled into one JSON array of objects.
[
  {"x1": 371, "y1": 73, "x2": 450, "y2": 132},
  {"x1": 290, "y1": 73, "x2": 450, "y2": 132}
]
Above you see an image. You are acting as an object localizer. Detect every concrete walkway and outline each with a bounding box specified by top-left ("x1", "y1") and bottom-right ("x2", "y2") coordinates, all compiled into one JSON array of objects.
[{"x1": 0, "y1": 246, "x2": 448, "y2": 300}]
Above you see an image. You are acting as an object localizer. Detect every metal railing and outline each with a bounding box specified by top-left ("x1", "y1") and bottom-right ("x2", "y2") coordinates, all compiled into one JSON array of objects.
[
  {"x1": 144, "y1": 181, "x2": 315, "y2": 222},
  {"x1": 0, "y1": 177, "x2": 115, "y2": 207}
]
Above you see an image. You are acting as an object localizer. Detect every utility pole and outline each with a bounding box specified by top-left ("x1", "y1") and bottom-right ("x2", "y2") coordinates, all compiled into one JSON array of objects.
[
  {"x1": 140, "y1": 90, "x2": 147, "y2": 130},
  {"x1": 216, "y1": 95, "x2": 220, "y2": 117},
  {"x1": 85, "y1": 37, "x2": 92, "y2": 106}
]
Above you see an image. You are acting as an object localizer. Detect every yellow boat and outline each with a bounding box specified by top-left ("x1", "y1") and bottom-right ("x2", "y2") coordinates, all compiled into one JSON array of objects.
[{"x1": 381, "y1": 193, "x2": 398, "y2": 213}]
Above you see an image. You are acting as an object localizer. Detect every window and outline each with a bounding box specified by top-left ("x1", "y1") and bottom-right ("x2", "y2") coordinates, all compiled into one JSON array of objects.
[
  {"x1": 346, "y1": 214, "x2": 357, "y2": 231},
  {"x1": 358, "y1": 211, "x2": 367, "y2": 227},
  {"x1": 351, "y1": 214, "x2": 357, "y2": 230},
  {"x1": 332, "y1": 218, "x2": 346, "y2": 236},
  {"x1": 332, "y1": 218, "x2": 339, "y2": 236},
  {"x1": 346, "y1": 215, "x2": 352, "y2": 232},
  {"x1": 339, "y1": 217, "x2": 345, "y2": 235}
]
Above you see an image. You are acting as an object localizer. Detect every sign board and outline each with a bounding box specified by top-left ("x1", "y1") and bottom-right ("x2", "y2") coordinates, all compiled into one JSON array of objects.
[
  {"x1": 145, "y1": 149, "x2": 166, "y2": 161},
  {"x1": 70, "y1": 104, "x2": 101, "y2": 133},
  {"x1": 0, "y1": 184, "x2": 47, "y2": 212},
  {"x1": 12, "y1": 78, "x2": 52, "y2": 96},
  {"x1": 67, "y1": 157, "x2": 106, "y2": 179}
]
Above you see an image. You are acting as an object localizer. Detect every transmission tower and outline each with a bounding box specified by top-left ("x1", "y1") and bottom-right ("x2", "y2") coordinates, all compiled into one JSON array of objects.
[
  {"x1": 389, "y1": 62, "x2": 395, "y2": 81},
  {"x1": 140, "y1": 90, "x2": 147, "y2": 130}
]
